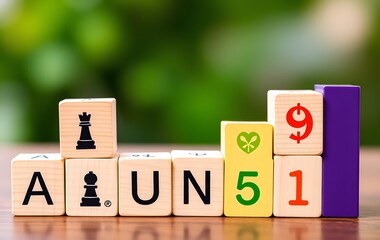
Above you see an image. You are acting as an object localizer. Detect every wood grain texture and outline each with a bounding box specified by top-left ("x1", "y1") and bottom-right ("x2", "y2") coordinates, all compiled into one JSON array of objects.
[
  {"x1": 59, "y1": 98, "x2": 117, "y2": 158},
  {"x1": 1, "y1": 144, "x2": 380, "y2": 240},
  {"x1": 119, "y1": 152, "x2": 172, "y2": 216},
  {"x1": 172, "y1": 150, "x2": 224, "y2": 216},
  {"x1": 11, "y1": 153, "x2": 65, "y2": 216},
  {"x1": 222, "y1": 121, "x2": 273, "y2": 217},
  {"x1": 268, "y1": 90, "x2": 323, "y2": 155},
  {"x1": 273, "y1": 156, "x2": 322, "y2": 217},
  {"x1": 66, "y1": 156, "x2": 118, "y2": 216}
]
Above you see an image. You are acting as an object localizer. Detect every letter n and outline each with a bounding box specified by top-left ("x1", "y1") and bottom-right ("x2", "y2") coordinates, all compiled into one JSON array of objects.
[{"x1": 183, "y1": 170, "x2": 210, "y2": 204}]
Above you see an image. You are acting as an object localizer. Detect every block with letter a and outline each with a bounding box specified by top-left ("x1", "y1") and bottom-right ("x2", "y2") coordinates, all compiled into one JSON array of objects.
[{"x1": 11, "y1": 154, "x2": 65, "y2": 216}]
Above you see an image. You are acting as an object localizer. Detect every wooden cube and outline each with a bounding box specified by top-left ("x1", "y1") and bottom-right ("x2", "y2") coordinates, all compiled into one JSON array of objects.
[
  {"x1": 221, "y1": 121, "x2": 273, "y2": 217},
  {"x1": 273, "y1": 156, "x2": 322, "y2": 217},
  {"x1": 59, "y1": 98, "x2": 117, "y2": 158},
  {"x1": 119, "y1": 152, "x2": 172, "y2": 216},
  {"x1": 66, "y1": 156, "x2": 118, "y2": 216},
  {"x1": 11, "y1": 154, "x2": 65, "y2": 216},
  {"x1": 268, "y1": 90, "x2": 323, "y2": 155},
  {"x1": 172, "y1": 150, "x2": 223, "y2": 216}
]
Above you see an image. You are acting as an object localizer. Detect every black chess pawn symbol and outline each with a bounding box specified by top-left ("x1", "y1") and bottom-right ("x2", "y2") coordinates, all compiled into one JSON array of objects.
[
  {"x1": 76, "y1": 112, "x2": 96, "y2": 150},
  {"x1": 80, "y1": 171, "x2": 101, "y2": 207}
]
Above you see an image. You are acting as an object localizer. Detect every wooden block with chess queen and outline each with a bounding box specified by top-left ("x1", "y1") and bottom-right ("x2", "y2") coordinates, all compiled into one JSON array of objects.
[
  {"x1": 66, "y1": 156, "x2": 118, "y2": 216},
  {"x1": 119, "y1": 152, "x2": 172, "y2": 216},
  {"x1": 267, "y1": 90, "x2": 323, "y2": 155},
  {"x1": 59, "y1": 98, "x2": 117, "y2": 158},
  {"x1": 172, "y1": 150, "x2": 223, "y2": 216},
  {"x1": 273, "y1": 156, "x2": 322, "y2": 217},
  {"x1": 11, "y1": 154, "x2": 65, "y2": 216},
  {"x1": 221, "y1": 121, "x2": 273, "y2": 217}
]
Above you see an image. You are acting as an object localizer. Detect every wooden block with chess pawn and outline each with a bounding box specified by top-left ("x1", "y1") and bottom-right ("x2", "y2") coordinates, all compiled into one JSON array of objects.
[{"x1": 65, "y1": 156, "x2": 119, "y2": 216}]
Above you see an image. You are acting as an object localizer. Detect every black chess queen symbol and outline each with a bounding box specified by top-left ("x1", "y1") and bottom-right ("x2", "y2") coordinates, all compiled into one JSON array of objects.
[
  {"x1": 76, "y1": 112, "x2": 96, "y2": 150},
  {"x1": 80, "y1": 171, "x2": 101, "y2": 207}
]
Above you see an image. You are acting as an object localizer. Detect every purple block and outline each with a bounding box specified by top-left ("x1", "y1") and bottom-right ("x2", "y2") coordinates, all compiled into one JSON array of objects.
[{"x1": 314, "y1": 85, "x2": 360, "y2": 217}]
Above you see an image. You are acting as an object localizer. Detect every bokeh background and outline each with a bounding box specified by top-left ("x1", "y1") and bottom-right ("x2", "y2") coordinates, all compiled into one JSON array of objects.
[{"x1": 0, "y1": 0, "x2": 378, "y2": 145}]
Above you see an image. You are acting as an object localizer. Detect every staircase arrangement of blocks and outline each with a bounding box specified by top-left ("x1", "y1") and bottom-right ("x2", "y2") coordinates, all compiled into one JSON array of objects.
[{"x1": 11, "y1": 85, "x2": 360, "y2": 217}]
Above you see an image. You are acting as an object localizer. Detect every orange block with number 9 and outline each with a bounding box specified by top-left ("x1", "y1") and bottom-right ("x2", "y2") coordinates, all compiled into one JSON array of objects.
[{"x1": 268, "y1": 90, "x2": 323, "y2": 155}]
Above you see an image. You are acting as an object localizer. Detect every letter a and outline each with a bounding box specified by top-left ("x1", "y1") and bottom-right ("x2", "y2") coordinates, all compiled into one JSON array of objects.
[{"x1": 22, "y1": 172, "x2": 53, "y2": 205}]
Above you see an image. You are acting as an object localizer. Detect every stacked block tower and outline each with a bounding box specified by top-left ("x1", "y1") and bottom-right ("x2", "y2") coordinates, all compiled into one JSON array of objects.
[
  {"x1": 59, "y1": 98, "x2": 118, "y2": 216},
  {"x1": 268, "y1": 91, "x2": 323, "y2": 217}
]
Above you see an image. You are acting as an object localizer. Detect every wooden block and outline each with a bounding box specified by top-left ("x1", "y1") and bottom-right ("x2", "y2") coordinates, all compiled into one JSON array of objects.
[
  {"x1": 172, "y1": 150, "x2": 223, "y2": 216},
  {"x1": 273, "y1": 156, "x2": 322, "y2": 217},
  {"x1": 119, "y1": 152, "x2": 172, "y2": 216},
  {"x1": 315, "y1": 85, "x2": 360, "y2": 217},
  {"x1": 11, "y1": 154, "x2": 65, "y2": 216},
  {"x1": 221, "y1": 121, "x2": 273, "y2": 217},
  {"x1": 59, "y1": 98, "x2": 117, "y2": 158},
  {"x1": 267, "y1": 90, "x2": 323, "y2": 155},
  {"x1": 66, "y1": 156, "x2": 118, "y2": 216}
]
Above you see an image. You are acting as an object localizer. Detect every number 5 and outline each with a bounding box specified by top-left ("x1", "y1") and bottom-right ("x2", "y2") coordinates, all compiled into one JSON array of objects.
[{"x1": 236, "y1": 171, "x2": 260, "y2": 206}]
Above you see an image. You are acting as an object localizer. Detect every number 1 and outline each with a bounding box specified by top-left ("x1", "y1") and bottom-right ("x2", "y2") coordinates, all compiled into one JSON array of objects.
[{"x1": 289, "y1": 170, "x2": 309, "y2": 206}]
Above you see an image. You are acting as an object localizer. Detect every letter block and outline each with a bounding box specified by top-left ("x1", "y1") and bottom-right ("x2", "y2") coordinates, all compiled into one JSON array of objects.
[
  {"x1": 273, "y1": 156, "x2": 322, "y2": 217},
  {"x1": 221, "y1": 121, "x2": 273, "y2": 217},
  {"x1": 315, "y1": 85, "x2": 360, "y2": 217},
  {"x1": 267, "y1": 90, "x2": 323, "y2": 155},
  {"x1": 11, "y1": 154, "x2": 65, "y2": 216},
  {"x1": 172, "y1": 150, "x2": 223, "y2": 216},
  {"x1": 119, "y1": 152, "x2": 172, "y2": 216},
  {"x1": 66, "y1": 156, "x2": 118, "y2": 216},
  {"x1": 59, "y1": 98, "x2": 117, "y2": 158}
]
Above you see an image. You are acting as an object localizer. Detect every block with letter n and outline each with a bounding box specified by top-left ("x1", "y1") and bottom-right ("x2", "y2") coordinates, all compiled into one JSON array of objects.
[{"x1": 172, "y1": 150, "x2": 223, "y2": 216}]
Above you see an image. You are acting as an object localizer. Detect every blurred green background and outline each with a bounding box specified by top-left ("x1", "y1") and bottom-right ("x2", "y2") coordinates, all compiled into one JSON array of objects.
[{"x1": 0, "y1": 0, "x2": 379, "y2": 145}]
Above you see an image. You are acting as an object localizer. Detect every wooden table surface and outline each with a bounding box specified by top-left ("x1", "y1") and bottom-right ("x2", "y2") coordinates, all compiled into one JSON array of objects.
[{"x1": 0, "y1": 144, "x2": 379, "y2": 240}]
